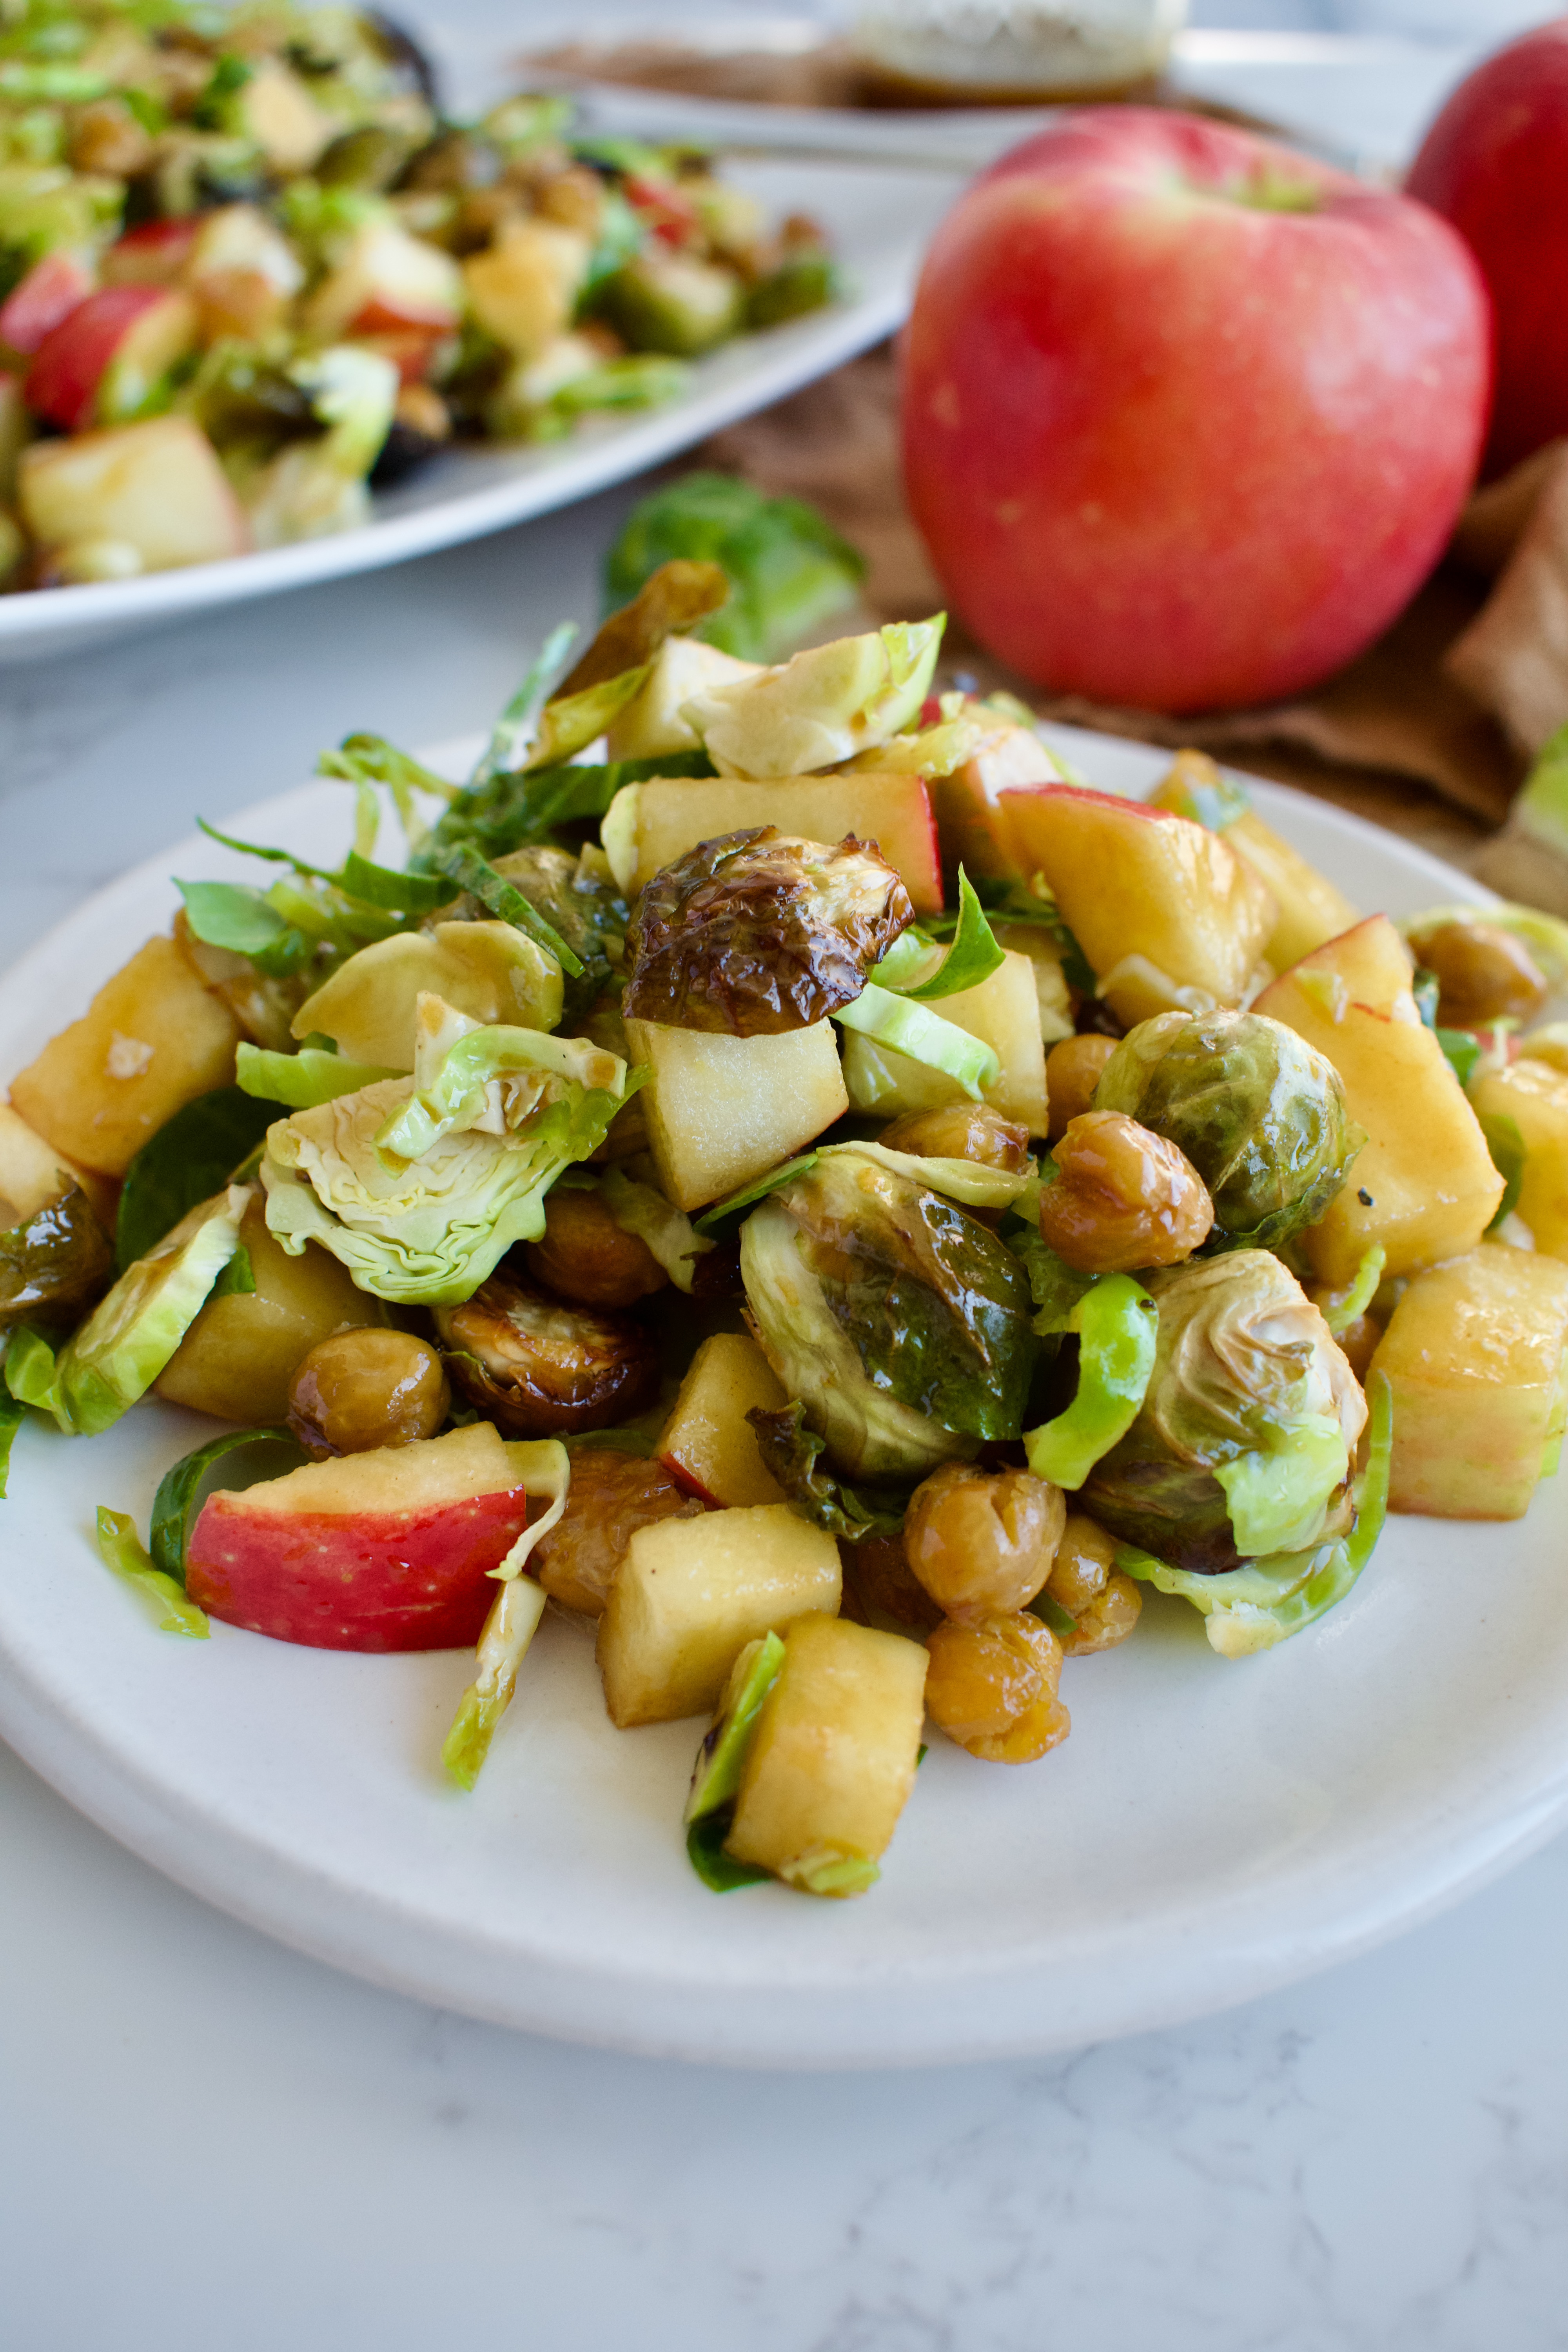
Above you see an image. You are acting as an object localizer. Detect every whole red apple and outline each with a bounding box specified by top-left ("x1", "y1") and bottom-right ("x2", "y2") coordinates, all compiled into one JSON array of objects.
[
  {"x1": 902, "y1": 109, "x2": 1490, "y2": 711},
  {"x1": 1407, "y1": 18, "x2": 1568, "y2": 477}
]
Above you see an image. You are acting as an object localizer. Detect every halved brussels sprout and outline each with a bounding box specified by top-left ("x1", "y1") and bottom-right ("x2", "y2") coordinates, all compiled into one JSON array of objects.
[
  {"x1": 0, "y1": 1187, "x2": 113, "y2": 1330},
  {"x1": 436, "y1": 1274, "x2": 659, "y2": 1437},
  {"x1": 739, "y1": 1149, "x2": 1038, "y2": 1483},
  {"x1": 1082, "y1": 1250, "x2": 1367, "y2": 1575},
  {"x1": 489, "y1": 843, "x2": 629, "y2": 1023},
  {"x1": 624, "y1": 827, "x2": 913, "y2": 1035},
  {"x1": 1092, "y1": 1008, "x2": 1361, "y2": 1251}
]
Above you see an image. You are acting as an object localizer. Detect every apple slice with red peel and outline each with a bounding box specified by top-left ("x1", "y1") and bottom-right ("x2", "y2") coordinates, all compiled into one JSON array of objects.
[
  {"x1": 187, "y1": 1422, "x2": 535, "y2": 1652},
  {"x1": 0, "y1": 250, "x2": 94, "y2": 356},
  {"x1": 102, "y1": 216, "x2": 202, "y2": 288},
  {"x1": 27, "y1": 285, "x2": 197, "y2": 432},
  {"x1": 604, "y1": 773, "x2": 944, "y2": 913},
  {"x1": 659, "y1": 1332, "x2": 788, "y2": 1509},
  {"x1": 304, "y1": 221, "x2": 463, "y2": 343},
  {"x1": 19, "y1": 415, "x2": 251, "y2": 572}
]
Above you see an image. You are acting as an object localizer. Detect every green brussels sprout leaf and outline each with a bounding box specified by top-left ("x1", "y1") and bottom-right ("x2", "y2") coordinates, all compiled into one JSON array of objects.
[
  {"x1": 604, "y1": 471, "x2": 864, "y2": 664},
  {"x1": 1024, "y1": 1275, "x2": 1157, "y2": 1490},
  {"x1": 686, "y1": 1632, "x2": 785, "y2": 1824},
  {"x1": 833, "y1": 984, "x2": 999, "y2": 1101},
  {"x1": 871, "y1": 871, "x2": 1005, "y2": 1003},
  {"x1": 685, "y1": 1813, "x2": 771, "y2": 1893},
  {"x1": 0, "y1": 1187, "x2": 113, "y2": 1330},
  {"x1": 95, "y1": 1507, "x2": 210, "y2": 1640},
  {"x1": 437, "y1": 841, "x2": 584, "y2": 978},
  {"x1": 443, "y1": 1440, "x2": 571, "y2": 1788},
  {"x1": 1480, "y1": 1111, "x2": 1527, "y2": 1232},
  {"x1": 1319, "y1": 1245, "x2": 1386, "y2": 1337},
  {"x1": 53, "y1": 1188, "x2": 250, "y2": 1436},
  {"x1": 236, "y1": 1044, "x2": 402, "y2": 1109},
  {"x1": 747, "y1": 1400, "x2": 912, "y2": 1541},
  {"x1": 149, "y1": 1425, "x2": 304, "y2": 1583}
]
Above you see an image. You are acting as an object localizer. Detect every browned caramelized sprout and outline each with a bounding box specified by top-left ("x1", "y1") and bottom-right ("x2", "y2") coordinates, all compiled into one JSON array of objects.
[
  {"x1": 532, "y1": 1446, "x2": 702, "y2": 1615},
  {"x1": 0, "y1": 1186, "x2": 113, "y2": 1328},
  {"x1": 554, "y1": 559, "x2": 731, "y2": 698},
  {"x1": 524, "y1": 1187, "x2": 668, "y2": 1309},
  {"x1": 1407, "y1": 918, "x2": 1550, "y2": 1031},
  {"x1": 878, "y1": 1103, "x2": 1031, "y2": 1173},
  {"x1": 1039, "y1": 1110, "x2": 1215, "y2": 1274},
  {"x1": 925, "y1": 1612, "x2": 1071, "y2": 1764},
  {"x1": 436, "y1": 1274, "x2": 658, "y2": 1437},
  {"x1": 286, "y1": 1329, "x2": 450, "y2": 1459},
  {"x1": 624, "y1": 826, "x2": 913, "y2": 1035}
]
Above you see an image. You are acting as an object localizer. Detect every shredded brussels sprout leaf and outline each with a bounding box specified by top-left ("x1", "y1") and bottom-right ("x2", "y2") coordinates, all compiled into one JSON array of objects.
[
  {"x1": 149, "y1": 1426, "x2": 304, "y2": 1583},
  {"x1": 436, "y1": 841, "x2": 584, "y2": 978},
  {"x1": 443, "y1": 1440, "x2": 572, "y2": 1788},
  {"x1": 833, "y1": 984, "x2": 999, "y2": 1101},
  {"x1": 0, "y1": 1387, "x2": 22, "y2": 1498},
  {"x1": 870, "y1": 871, "x2": 1005, "y2": 1003},
  {"x1": 1024, "y1": 1275, "x2": 1158, "y2": 1490},
  {"x1": 1321, "y1": 1246, "x2": 1386, "y2": 1337},
  {"x1": 95, "y1": 1507, "x2": 210, "y2": 1639},
  {"x1": 599, "y1": 1166, "x2": 713, "y2": 1291},
  {"x1": 236, "y1": 1044, "x2": 402, "y2": 1109},
  {"x1": 696, "y1": 1138, "x2": 1030, "y2": 1235},
  {"x1": 1479, "y1": 1111, "x2": 1527, "y2": 1233}
]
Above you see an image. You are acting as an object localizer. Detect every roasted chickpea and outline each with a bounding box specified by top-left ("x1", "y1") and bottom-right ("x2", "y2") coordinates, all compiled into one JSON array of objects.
[
  {"x1": 286, "y1": 1329, "x2": 450, "y2": 1459},
  {"x1": 437, "y1": 1276, "x2": 658, "y2": 1438},
  {"x1": 523, "y1": 1187, "x2": 668, "y2": 1310},
  {"x1": 1044, "y1": 1513, "x2": 1142, "y2": 1655},
  {"x1": 1045, "y1": 1033, "x2": 1118, "y2": 1143},
  {"x1": 533, "y1": 1448, "x2": 702, "y2": 1615},
  {"x1": 1039, "y1": 1110, "x2": 1214, "y2": 1274},
  {"x1": 1408, "y1": 919, "x2": 1549, "y2": 1031},
  {"x1": 904, "y1": 1461, "x2": 1065, "y2": 1621},
  {"x1": 839, "y1": 1533, "x2": 943, "y2": 1633},
  {"x1": 925, "y1": 1612, "x2": 1070, "y2": 1764},
  {"x1": 878, "y1": 1103, "x2": 1031, "y2": 1174}
]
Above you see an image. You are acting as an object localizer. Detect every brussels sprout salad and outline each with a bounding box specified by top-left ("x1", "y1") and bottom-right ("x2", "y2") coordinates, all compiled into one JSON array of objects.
[
  {"x1": 8, "y1": 542, "x2": 1568, "y2": 1904},
  {"x1": 0, "y1": 0, "x2": 837, "y2": 590}
]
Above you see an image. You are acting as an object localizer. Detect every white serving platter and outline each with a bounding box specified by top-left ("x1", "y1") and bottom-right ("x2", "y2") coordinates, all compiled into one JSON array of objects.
[
  {"x1": 1, "y1": 731, "x2": 1557, "y2": 2072},
  {"x1": 0, "y1": 154, "x2": 956, "y2": 668}
]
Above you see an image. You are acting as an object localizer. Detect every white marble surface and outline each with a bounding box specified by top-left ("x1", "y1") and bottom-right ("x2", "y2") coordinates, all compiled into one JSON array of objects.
[{"x1": 8, "y1": 9, "x2": 1568, "y2": 2342}]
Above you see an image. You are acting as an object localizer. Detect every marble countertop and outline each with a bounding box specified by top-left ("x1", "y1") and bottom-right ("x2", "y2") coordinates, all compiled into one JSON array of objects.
[{"x1": 7, "y1": 11, "x2": 1568, "y2": 2335}]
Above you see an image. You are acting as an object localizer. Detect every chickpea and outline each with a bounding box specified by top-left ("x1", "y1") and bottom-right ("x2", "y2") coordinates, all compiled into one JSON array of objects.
[
  {"x1": 287, "y1": 1329, "x2": 450, "y2": 1459},
  {"x1": 1045, "y1": 1033, "x2": 1118, "y2": 1143},
  {"x1": 1039, "y1": 1110, "x2": 1214, "y2": 1274},
  {"x1": 925, "y1": 1612, "x2": 1071, "y2": 1764},
  {"x1": 1044, "y1": 1513, "x2": 1142, "y2": 1655},
  {"x1": 878, "y1": 1103, "x2": 1031, "y2": 1174},
  {"x1": 523, "y1": 1187, "x2": 668, "y2": 1310},
  {"x1": 1408, "y1": 919, "x2": 1548, "y2": 1031},
  {"x1": 533, "y1": 1448, "x2": 702, "y2": 1616},
  {"x1": 904, "y1": 1461, "x2": 1065, "y2": 1621}
]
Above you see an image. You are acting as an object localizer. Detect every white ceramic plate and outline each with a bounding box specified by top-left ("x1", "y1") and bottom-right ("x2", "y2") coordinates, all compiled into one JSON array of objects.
[
  {"x1": 0, "y1": 155, "x2": 955, "y2": 668},
  {"x1": 0, "y1": 732, "x2": 1555, "y2": 2072}
]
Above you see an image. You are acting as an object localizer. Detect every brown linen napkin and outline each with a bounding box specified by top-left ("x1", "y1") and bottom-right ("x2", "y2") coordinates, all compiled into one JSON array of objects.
[{"x1": 700, "y1": 351, "x2": 1568, "y2": 888}]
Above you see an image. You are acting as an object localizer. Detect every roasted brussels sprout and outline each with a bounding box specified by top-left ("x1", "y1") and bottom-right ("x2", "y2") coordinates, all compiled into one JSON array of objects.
[
  {"x1": 1082, "y1": 1250, "x2": 1367, "y2": 1575},
  {"x1": 436, "y1": 1274, "x2": 658, "y2": 1436},
  {"x1": 624, "y1": 828, "x2": 913, "y2": 1036},
  {"x1": 739, "y1": 1149, "x2": 1038, "y2": 1482},
  {"x1": 1093, "y1": 1009, "x2": 1361, "y2": 1252},
  {"x1": 0, "y1": 1187, "x2": 113, "y2": 1329},
  {"x1": 489, "y1": 844, "x2": 629, "y2": 1022},
  {"x1": 554, "y1": 559, "x2": 730, "y2": 699}
]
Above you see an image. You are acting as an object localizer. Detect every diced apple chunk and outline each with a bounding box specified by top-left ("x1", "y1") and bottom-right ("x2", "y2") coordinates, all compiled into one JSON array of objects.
[
  {"x1": 1227, "y1": 809, "x2": 1358, "y2": 974},
  {"x1": 462, "y1": 220, "x2": 589, "y2": 359},
  {"x1": 997, "y1": 784, "x2": 1275, "y2": 1025},
  {"x1": 9, "y1": 933, "x2": 241, "y2": 1176},
  {"x1": 624, "y1": 1015, "x2": 848, "y2": 1212},
  {"x1": 604, "y1": 773, "x2": 943, "y2": 913},
  {"x1": 19, "y1": 415, "x2": 250, "y2": 573},
  {"x1": 659, "y1": 1332, "x2": 788, "y2": 1507},
  {"x1": 928, "y1": 720, "x2": 1060, "y2": 883},
  {"x1": 596, "y1": 1502, "x2": 841, "y2": 1727},
  {"x1": 1370, "y1": 1244, "x2": 1568, "y2": 1518},
  {"x1": 1469, "y1": 1057, "x2": 1568, "y2": 1261},
  {"x1": 0, "y1": 1101, "x2": 116, "y2": 1227},
  {"x1": 604, "y1": 637, "x2": 761, "y2": 761},
  {"x1": 725, "y1": 1615, "x2": 928, "y2": 1893},
  {"x1": 1254, "y1": 915, "x2": 1504, "y2": 1285},
  {"x1": 842, "y1": 946, "x2": 1047, "y2": 1135}
]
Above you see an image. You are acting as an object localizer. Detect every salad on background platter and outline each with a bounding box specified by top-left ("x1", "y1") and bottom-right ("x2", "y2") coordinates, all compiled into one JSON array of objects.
[
  {"x1": 7, "y1": 475, "x2": 1568, "y2": 1906},
  {"x1": 0, "y1": 0, "x2": 837, "y2": 593}
]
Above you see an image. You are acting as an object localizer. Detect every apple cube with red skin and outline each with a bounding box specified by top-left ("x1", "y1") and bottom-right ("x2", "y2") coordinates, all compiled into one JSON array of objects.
[
  {"x1": 304, "y1": 220, "x2": 463, "y2": 343},
  {"x1": 26, "y1": 285, "x2": 197, "y2": 432},
  {"x1": 998, "y1": 782, "x2": 1275, "y2": 1026},
  {"x1": 187, "y1": 1423, "x2": 534, "y2": 1651},
  {"x1": 0, "y1": 249, "x2": 93, "y2": 356},
  {"x1": 102, "y1": 218, "x2": 202, "y2": 289},
  {"x1": 659, "y1": 1332, "x2": 789, "y2": 1508},
  {"x1": 19, "y1": 415, "x2": 250, "y2": 573}
]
